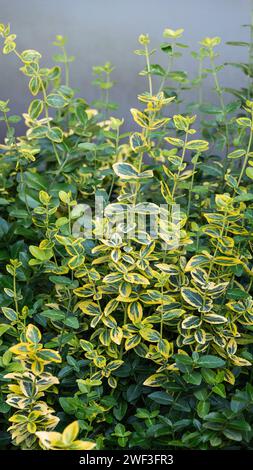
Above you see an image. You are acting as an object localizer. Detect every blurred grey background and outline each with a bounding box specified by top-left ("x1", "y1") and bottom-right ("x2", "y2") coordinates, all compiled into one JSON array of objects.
[{"x1": 0, "y1": 0, "x2": 252, "y2": 139}]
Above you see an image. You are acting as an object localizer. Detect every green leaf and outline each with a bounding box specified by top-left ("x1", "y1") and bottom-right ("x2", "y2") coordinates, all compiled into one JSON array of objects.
[
  {"x1": 126, "y1": 385, "x2": 142, "y2": 402},
  {"x1": 64, "y1": 317, "x2": 79, "y2": 329},
  {"x1": 28, "y1": 99, "x2": 44, "y2": 119},
  {"x1": 78, "y1": 142, "x2": 97, "y2": 151},
  {"x1": 181, "y1": 287, "x2": 203, "y2": 309},
  {"x1": 197, "y1": 400, "x2": 210, "y2": 418},
  {"x1": 3, "y1": 42, "x2": 16, "y2": 54},
  {"x1": 246, "y1": 167, "x2": 253, "y2": 180},
  {"x1": 227, "y1": 149, "x2": 246, "y2": 159},
  {"x1": 29, "y1": 76, "x2": 40, "y2": 95},
  {"x1": 127, "y1": 302, "x2": 143, "y2": 323},
  {"x1": 236, "y1": 117, "x2": 251, "y2": 127},
  {"x1": 185, "y1": 254, "x2": 210, "y2": 271},
  {"x1": 62, "y1": 421, "x2": 79, "y2": 445},
  {"x1": 75, "y1": 104, "x2": 88, "y2": 125},
  {"x1": 212, "y1": 383, "x2": 226, "y2": 398},
  {"x1": 47, "y1": 65, "x2": 61, "y2": 80},
  {"x1": 183, "y1": 371, "x2": 202, "y2": 385},
  {"x1": 144, "y1": 64, "x2": 166, "y2": 76},
  {"x1": 27, "y1": 125, "x2": 48, "y2": 140},
  {"x1": 107, "y1": 360, "x2": 124, "y2": 371},
  {"x1": 197, "y1": 355, "x2": 226, "y2": 368},
  {"x1": 174, "y1": 354, "x2": 193, "y2": 365},
  {"x1": 181, "y1": 315, "x2": 202, "y2": 329},
  {"x1": 199, "y1": 103, "x2": 223, "y2": 114},
  {"x1": 125, "y1": 335, "x2": 141, "y2": 350},
  {"x1": 40, "y1": 309, "x2": 65, "y2": 321},
  {"x1": 124, "y1": 272, "x2": 150, "y2": 285},
  {"x1": 2, "y1": 307, "x2": 18, "y2": 322},
  {"x1": 130, "y1": 132, "x2": 147, "y2": 152},
  {"x1": 226, "y1": 41, "x2": 249, "y2": 47},
  {"x1": 21, "y1": 49, "x2": 42, "y2": 62},
  {"x1": 140, "y1": 328, "x2": 160, "y2": 342},
  {"x1": 223, "y1": 429, "x2": 242, "y2": 442},
  {"x1": 0, "y1": 324, "x2": 11, "y2": 337},
  {"x1": 148, "y1": 391, "x2": 173, "y2": 404},
  {"x1": 227, "y1": 288, "x2": 249, "y2": 300},
  {"x1": 160, "y1": 42, "x2": 172, "y2": 54},
  {"x1": 213, "y1": 256, "x2": 241, "y2": 266},
  {"x1": 186, "y1": 140, "x2": 209, "y2": 151},
  {"x1": 26, "y1": 324, "x2": 41, "y2": 344},
  {"x1": 46, "y1": 93, "x2": 67, "y2": 108},
  {"x1": 36, "y1": 349, "x2": 61, "y2": 362},
  {"x1": 29, "y1": 245, "x2": 53, "y2": 261},
  {"x1": 203, "y1": 313, "x2": 227, "y2": 324},
  {"x1": 46, "y1": 127, "x2": 63, "y2": 143},
  {"x1": 112, "y1": 163, "x2": 139, "y2": 180}
]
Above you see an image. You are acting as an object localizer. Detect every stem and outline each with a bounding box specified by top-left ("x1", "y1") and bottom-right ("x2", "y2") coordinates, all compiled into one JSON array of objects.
[
  {"x1": 158, "y1": 40, "x2": 175, "y2": 93},
  {"x1": 3, "y1": 111, "x2": 11, "y2": 134},
  {"x1": 19, "y1": 164, "x2": 31, "y2": 216},
  {"x1": 171, "y1": 130, "x2": 189, "y2": 200},
  {"x1": 62, "y1": 45, "x2": 70, "y2": 87},
  {"x1": 132, "y1": 44, "x2": 154, "y2": 205},
  {"x1": 187, "y1": 153, "x2": 200, "y2": 217},
  {"x1": 132, "y1": 153, "x2": 144, "y2": 206},
  {"x1": 145, "y1": 44, "x2": 153, "y2": 96},
  {"x1": 248, "y1": 1, "x2": 253, "y2": 99},
  {"x1": 209, "y1": 53, "x2": 230, "y2": 157},
  {"x1": 13, "y1": 270, "x2": 19, "y2": 314},
  {"x1": 120, "y1": 305, "x2": 127, "y2": 359},
  {"x1": 160, "y1": 286, "x2": 164, "y2": 337},
  {"x1": 236, "y1": 113, "x2": 253, "y2": 187},
  {"x1": 108, "y1": 127, "x2": 120, "y2": 200},
  {"x1": 58, "y1": 288, "x2": 72, "y2": 355},
  {"x1": 52, "y1": 142, "x2": 61, "y2": 166},
  {"x1": 3, "y1": 110, "x2": 31, "y2": 215},
  {"x1": 203, "y1": 213, "x2": 228, "y2": 307},
  {"x1": 14, "y1": 48, "x2": 61, "y2": 166},
  {"x1": 68, "y1": 203, "x2": 71, "y2": 235},
  {"x1": 105, "y1": 71, "x2": 110, "y2": 119},
  {"x1": 40, "y1": 79, "x2": 61, "y2": 166},
  {"x1": 198, "y1": 58, "x2": 203, "y2": 105}
]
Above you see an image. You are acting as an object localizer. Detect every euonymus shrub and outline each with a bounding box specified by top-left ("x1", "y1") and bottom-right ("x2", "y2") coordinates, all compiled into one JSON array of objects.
[{"x1": 0, "y1": 22, "x2": 253, "y2": 450}]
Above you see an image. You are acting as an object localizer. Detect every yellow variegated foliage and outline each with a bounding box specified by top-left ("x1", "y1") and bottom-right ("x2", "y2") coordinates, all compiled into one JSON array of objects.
[
  {"x1": 9, "y1": 324, "x2": 61, "y2": 375},
  {"x1": 1, "y1": 19, "x2": 253, "y2": 451},
  {"x1": 36, "y1": 421, "x2": 96, "y2": 450}
]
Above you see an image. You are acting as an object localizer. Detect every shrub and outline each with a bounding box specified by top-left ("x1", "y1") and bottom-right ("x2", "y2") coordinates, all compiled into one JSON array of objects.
[{"x1": 0, "y1": 20, "x2": 253, "y2": 450}]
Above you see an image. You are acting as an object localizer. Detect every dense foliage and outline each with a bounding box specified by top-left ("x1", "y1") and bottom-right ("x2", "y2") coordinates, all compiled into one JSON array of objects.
[{"x1": 1, "y1": 21, "x2": 253, "y2": 450}]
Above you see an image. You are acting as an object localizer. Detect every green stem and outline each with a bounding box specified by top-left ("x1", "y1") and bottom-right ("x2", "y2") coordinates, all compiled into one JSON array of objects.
[
  {"x1": 171, "y1": 130, "x2": 189, "y2": 200},
  {"x1": 209, "y1": 52, "x2": 230, "y2": 166},
  {"x1": 203, "y1": 213, "x2": 228, "y2": 307},
  {"x1": 104, "y1": 71, "x2": 110, "y2": 120},
  {"x1": 158, "y1": 40, "x2": 175, "y2": 93},
  {"x1": 132, "y1": 152, "x2": 144, "y2": 206},
  {"x1": 68, "y1": 203, "x2": 72, "y2": 235},
  {"x1": 145, "y1": 44, "x2": 153, "y2": 96},
  {"x1": 160, "y1": 286, "x2": 164, "y2": 337},
  {"x1": 62, "y1": 45, "x2": 70, "y2": 87},
  {"x1": 187, "y1": 153, "x2": 200, "y2": 217},
  {"x1": 13, "y1": 270, "x2": 19, "y2": 314},
  {"x1": 14, "y1": 48, "x2": 62, "y2": 166},
  {"x1": 108, "y1": 127, "x2": 120, "y2": 200},
  {"x1": 3, "y1": 110, "x2": 31, "y2": 215},
  {"x1": 248, "y1": 1, "x2": 253, "y2": 99},
  {"x1": 198, "y1": 58, "x2": 203, "y2": 105},
  {"x1": 237, "y1": 115, "x2": 253, "y2": 187}
]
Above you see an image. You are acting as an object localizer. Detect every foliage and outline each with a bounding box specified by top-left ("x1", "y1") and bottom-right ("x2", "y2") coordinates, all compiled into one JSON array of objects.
[{"x1": 0, "y1": 18, "x2": 253, "y2": 450}]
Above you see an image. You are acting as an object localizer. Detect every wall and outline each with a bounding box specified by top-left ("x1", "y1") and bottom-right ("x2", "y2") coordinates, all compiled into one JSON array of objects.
[{"x1": 0, "y1": 0, "x2": 252, "y2": 139}]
